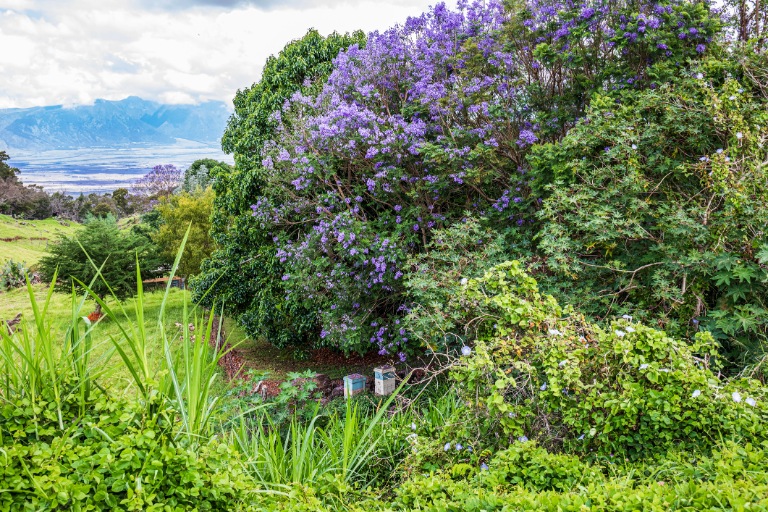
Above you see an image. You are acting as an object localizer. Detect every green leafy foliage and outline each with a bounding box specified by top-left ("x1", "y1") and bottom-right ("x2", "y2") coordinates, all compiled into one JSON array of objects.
[
  {"x1": 404, "y1": 217, "x2": 510, "y2": 350},
  {"x1": 448, "y1": 261, "x2": 767, "y2": 459},
  {"x1": 0, "y1": 259, "x2": 28, "y2": 290},
  {"x1": 152, "y1": 187, "x2": 216, "y2": 278},
  {"x1": 531, "y1": 51, "x2": 768, "y2": 368},
  {"x1": 352, "y1": 441, "x2": 768, "y2": 511},
  {"x1": 0, "y1": 393, "x2": 251, "y2": 511},
  {"x1": 182, "y1": 158, "x2": 231, "y2": 193}
]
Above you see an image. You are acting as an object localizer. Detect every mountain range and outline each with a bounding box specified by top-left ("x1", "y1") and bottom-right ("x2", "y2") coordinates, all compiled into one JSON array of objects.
[{"x1": 0, "y1": 96, "x2": 231, "y2": 151}]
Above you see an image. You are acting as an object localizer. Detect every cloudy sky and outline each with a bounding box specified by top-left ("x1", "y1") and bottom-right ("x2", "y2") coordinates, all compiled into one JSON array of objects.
[{"x1": 0, "y1": 0, "x2": 449, "y2": 109}]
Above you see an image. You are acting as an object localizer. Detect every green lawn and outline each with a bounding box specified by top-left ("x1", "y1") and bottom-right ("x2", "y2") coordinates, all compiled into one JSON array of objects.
[{"x1": 0, "y1": 214, "x2": 80, "y2": 266}]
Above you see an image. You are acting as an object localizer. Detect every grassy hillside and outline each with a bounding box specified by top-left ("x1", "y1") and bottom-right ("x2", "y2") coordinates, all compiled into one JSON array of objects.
[
  {"x1": 0, "y1": 284, "x2": 206, "y2": 390},
  {"x1": 0, "y1": 214, "x2": 80, "y2": 266}
]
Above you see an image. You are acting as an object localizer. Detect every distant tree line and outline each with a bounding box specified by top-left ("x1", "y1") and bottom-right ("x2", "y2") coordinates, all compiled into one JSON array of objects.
[
  {"x1": 0, "y1": 154, "x2": 230, "y2": 224},
  {"x1": 0, "y1": 151, "x2": 53, "y2": 219}
]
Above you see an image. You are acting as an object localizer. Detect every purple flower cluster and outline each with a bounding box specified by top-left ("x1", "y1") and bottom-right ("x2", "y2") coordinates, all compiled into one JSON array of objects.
[{"x1": 521, "y1": 0, "x2": 714, "y2": 88}]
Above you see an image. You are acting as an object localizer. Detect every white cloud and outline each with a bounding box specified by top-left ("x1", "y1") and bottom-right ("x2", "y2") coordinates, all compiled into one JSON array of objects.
[{"x1": 0, "y1": 0, "x2": 450, "y2": 109}]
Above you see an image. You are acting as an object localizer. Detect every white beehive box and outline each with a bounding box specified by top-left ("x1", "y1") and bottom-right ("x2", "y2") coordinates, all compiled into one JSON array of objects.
[{"x1": 374, "y1": 365, "x2": 396, "y2": 395}]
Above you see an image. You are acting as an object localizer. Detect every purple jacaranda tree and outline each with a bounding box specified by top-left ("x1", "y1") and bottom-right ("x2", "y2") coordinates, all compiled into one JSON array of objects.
[
  {"x1": 132, "y1": 164, "x2": 182, "y2": 201},
  {"x1": 250, "y1": 0, "x2": 718, "y2": 355}
]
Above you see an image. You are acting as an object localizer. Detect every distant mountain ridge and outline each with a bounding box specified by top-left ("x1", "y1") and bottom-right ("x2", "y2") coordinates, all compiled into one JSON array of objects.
[{"x1": 0, "y1": 97, "x2": 231, "y2": 150}]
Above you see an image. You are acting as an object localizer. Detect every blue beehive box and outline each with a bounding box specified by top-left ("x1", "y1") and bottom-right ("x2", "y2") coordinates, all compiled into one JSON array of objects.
[
  {"x1": 374, "y1": 365, "x2": 396, "y2": 395},
  {"x1": 343, "y1": 374, "x2": 367, "y2": 398}
]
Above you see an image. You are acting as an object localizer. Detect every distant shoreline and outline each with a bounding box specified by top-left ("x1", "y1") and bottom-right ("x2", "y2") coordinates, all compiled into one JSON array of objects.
[{"x1": 6, "y1": 141, "x2": 233, "y2": 196}]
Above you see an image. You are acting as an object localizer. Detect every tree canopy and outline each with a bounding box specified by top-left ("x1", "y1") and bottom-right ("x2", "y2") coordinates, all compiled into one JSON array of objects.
[
  {"x1": 182, "y1": 159, "x2": 231, "y2": 193},
  {"x1": 0, "y1": 151, "x2": 19, "y2": 180},
  {"x1": 191, "y1": 28, "x2": 366, "y2": 351},
  {"x1": 153, "y1": 188, "x2": 216, "y2": 278}
]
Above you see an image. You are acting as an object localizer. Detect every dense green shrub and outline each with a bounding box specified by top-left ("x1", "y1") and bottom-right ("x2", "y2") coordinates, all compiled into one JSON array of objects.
[
  {"x1": 531, "y1": 50, "x2": 768, "y2": 369},
  {"x1": 359, "y1": 441, "x2": 768, "y2": 511},
  {"x1": 404, "y1": 217, "x2": 510, "y2": 350},
  {"x1": 448, "y1": 261, "x2": 767, "y2": 459},
  {"x1": 39, "y1": 216, "x2": 163, "y2": 303}
]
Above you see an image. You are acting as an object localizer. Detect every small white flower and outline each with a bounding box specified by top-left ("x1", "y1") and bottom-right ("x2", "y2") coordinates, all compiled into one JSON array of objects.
[
  {"x1": 455, "y1": 443, "x2": 463, "y2": 451},
  {"x1": 406, "y1": 433, "x2": 418, "y2": 442},
  {"x1": 639, "y1": 364, "x2": 649, "y2": 370},
  {"x1": 622, "y1": 314, "x2": 633, "y2": 321},
  {"x1": 508, "y1": 412, "x2": 516, "y2": 418},
  {"x1": 736, "y1": 132, "x2": 743, "y2": 139},
  {"x1": 725, "y1": 157, "x2": 730, "y2": 162},
  {"x1": 729, "y1": 95, "x2": 736, "y2": 100},
  {"x1": 540, "y1": 383, "x2": 548, "y2": 391},
  {"x1": 467, "y1": 446, "x2": 473, "y2": 453},
  {"x1": 444, "y1": 442, "x2": 452, "y2": 451},
  {"x1": 732, "y1": 392, "x2": 742, "y2": 403},
  {"x1": 461, "y1": 345, "x2": 472, "y2": 357},
  {"x1": 578, "y1": 434, "x2": 585, "y2": 440},
  {"x1": 659, "y1": 368, "x2": 671, "y2": 373},
  {"x1": 411, "y1": 422, "x2": 417, "y2": 431},
  {"x1": 460, "y1": 277, "x2": 468, "y2": 286},
  {"x1": 696, "y1": 73, "x2": 704, "y2": 79},
  {"x1": 692, "y1": 389, "x2": 701, "y2": 398},
  {"x1": 518, "y1": 436, "x2": 529, "y2": 442},
  {"x1": 615, "y1": 330, "x2": 626, "y2": 337},
  {"x1": 558, "y1": 360, "x2": 568, "y2": 367},
  {"x1": 626, "y1": 327, "x2": 635, "y2": 333},
  {"x1": 631, "y1": 144, "x2": 637, "y2": 150},
  {"x1": 746, "y1": 397, "x2": 757, "y2": 407},
  {"x1": 716, "y1": 148, "x2": 724, "y2": 154},
  {"x1": 548, "y1": 329, "x2": 563, "y2": 336}
]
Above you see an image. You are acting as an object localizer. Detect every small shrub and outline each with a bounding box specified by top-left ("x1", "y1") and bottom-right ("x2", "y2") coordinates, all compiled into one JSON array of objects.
[
  {"x1": 0, "y1": 259, "x2": 27, "y2": 290},
  {"x1": 480, "y1": 442, "x2": 602, "y2": 493}
]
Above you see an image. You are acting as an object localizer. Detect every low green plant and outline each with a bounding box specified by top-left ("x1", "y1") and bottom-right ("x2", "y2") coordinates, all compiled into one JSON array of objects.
[
  {"x1": 0, "y1": 391, "x2": 252, "y2": 511},
  {"x1": 347, "y1": 441, "x2": 768, "y2": 512},
  {"x1": 0, "y1": 259, "x2": 28, "y2": 291},
  {"x1": 0, "y1": 230, "x2": 251, "y2": 510},
  {"x1": 233, "y1": 393, "x2": 403, "y2": 492}
]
